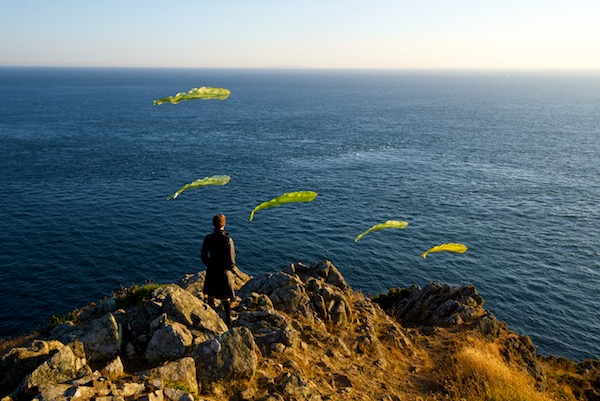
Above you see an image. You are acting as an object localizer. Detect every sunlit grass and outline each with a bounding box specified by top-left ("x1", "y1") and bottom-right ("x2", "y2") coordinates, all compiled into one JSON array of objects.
[{"x1": 433, "y1": 339, "x2": 554, "y2": 401}]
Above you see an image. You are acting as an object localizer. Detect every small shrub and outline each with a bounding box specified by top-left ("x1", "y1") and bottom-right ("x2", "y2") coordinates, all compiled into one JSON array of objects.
[
  {"x1": 115, "y1": 283, "x2": 164, "y2": 308},
  {"x1": 49, "y1": 310, "x2": 81, "y2": 326}
]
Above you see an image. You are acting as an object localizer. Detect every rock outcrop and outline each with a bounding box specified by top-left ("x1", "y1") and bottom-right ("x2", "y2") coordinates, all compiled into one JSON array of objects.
[
  {"x1": 375, "y1": 282, "x2": 485, "y2": 327},
  {"x1": 15, "y1": 341, "x2": 91, "y2": 399},
  {"x1": 374, "y1": 282, "x2": 546, "y2": 382},
  {"x1": 0, "y1": 340, "x2": 64, "y2": 395},
  {"x1": 1, "y1": 260, "x2": 598, "y2": 401}
]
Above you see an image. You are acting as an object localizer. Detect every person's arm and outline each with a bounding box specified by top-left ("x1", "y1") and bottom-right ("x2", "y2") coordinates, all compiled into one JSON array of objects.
[
  {"x1": 201, "y1": 236, "x2": 210, "y2": 267},
  {"x1": 228, "y1": 238, "x2": 236, "y2": 270}
]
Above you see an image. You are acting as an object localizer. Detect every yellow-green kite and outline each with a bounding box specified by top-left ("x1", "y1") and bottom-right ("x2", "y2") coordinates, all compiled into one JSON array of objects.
[
  {"x1": 354, "y1": 220, "x2": 409, "y2": 242},
  {"x1": 250, "y1": 191, "x2": 317, "y2": 221},
  {"x1": 154, "y1": 86, "x2": 231, "y2": 105},
  {"x1": 167, "y1": 175, "x2": 231, "y2": 200},
  {"x1": 421, "y1": 243, "x2": 468, "y2": 259}
]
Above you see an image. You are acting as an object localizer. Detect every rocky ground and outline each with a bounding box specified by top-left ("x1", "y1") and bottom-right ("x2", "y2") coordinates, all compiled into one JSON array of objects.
[{"x1": 1, "y1": 260, "x2": 598, "y2": 401}]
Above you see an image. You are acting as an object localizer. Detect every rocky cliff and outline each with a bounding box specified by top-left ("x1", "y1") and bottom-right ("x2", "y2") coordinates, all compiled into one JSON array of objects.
[{"x1": 1, "y1": 261, "x2": 598, "y2": 401}]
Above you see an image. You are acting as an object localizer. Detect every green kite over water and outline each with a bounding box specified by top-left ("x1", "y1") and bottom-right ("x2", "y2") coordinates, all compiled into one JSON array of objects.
[
  {"x1": 354, "y1": 220, "x2": 409, "y2": 242},
  {"x1": 250, "y1": 191, "x2": 318, "y2": 221},
  {"x1": 421, "y1": 243, "x2": 468, "y2": 259},
  {"x1": 154, "y1": 87, "x2": 231, "y2": 105},
  {"x1": 167, "y1": 175, "x2": 231, "y2": 200}
]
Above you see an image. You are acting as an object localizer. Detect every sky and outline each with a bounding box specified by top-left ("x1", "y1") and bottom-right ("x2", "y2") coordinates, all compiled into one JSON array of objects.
[{"x1": 1, "y1": 0, "x2": 599, "y2": 69}]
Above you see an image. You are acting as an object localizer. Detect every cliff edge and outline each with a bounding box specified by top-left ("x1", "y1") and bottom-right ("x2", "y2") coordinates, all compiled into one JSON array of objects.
[{"x1": 1, "y1": 260, "x2": 598, "y2": 401}]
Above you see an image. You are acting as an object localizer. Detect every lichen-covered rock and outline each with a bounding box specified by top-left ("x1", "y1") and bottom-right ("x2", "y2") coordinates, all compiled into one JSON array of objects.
[
  {"x1": 101, "y1": 356, "x2": 124, "y2": 380},
  {"x1": 152, "y1": 285, "x2": 227, "y2": 335},
  {"x1": 16, "y1": 341, "x2": 91, "y2": 398},
  {"x1": 139, "y1": 357, "x2": 198, "y2": 395},
  {"x1": 234, "y1": 309, "x2": 299, "y2": 352},
  {"x1": 240, "y1": 272, "x2": 315, "y2": 321},
  {"x1": 287, "y1": 260, "x2": 349, "y2": 293},
  {"x1": 78, "y1": 313, "x2": 122, "y2": 363},
  {"x1": 192, "y1": 326, "x2": 259, "y2": 383},
  {"x1": 145, "y1": 321, "x2": 193, "y2": 364},
  {"x1": 304, "y1": 277, "x2": 352, "y2": 326},
  {"x1": 275, "y1": 372, "x2": 322, "y2": 401},
  {"x1": 238, "y1": 261, "x2": 353, "y2": 327},
  {"x1": 0, "y1": 340, "x2": 64, "y2": 396},
  {"x1": 238, "y1": 292, "x2": 275, "y2": 312}
]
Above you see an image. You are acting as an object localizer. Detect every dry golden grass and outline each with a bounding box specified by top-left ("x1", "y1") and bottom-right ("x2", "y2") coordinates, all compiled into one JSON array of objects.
[{"x1": 431, "y1": 338, "x2": 555, "y2": 401}]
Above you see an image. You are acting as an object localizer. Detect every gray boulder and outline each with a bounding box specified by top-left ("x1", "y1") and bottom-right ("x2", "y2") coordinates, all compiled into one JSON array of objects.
[
  {"x1": 145, "y1": 320, "x2": 193, "y2": 364},
  {"x1": 237, "y1": 292, "x2": 275, "y2": 312},
  {"x1": 152, "y1": 285, "x2": 227, "y2": 335},
  {"x1": 78, "y1": 313, "x2": 122, "y2": 363},
  {"x1": 192, "y1": 326, "x2": 259, "y2": 383},
  {"x1": 304, "y1": 278, "x2": 352, "y2": 326},
  {"x1": 239, "y1": 272, "x2": 315, "y2": 321},
  {"x1": 390, "y1": 282, "x2": 486, "y2": 326},
  {"x1": 138, "y1": 357, "x2": 198, "y2": 395},
  {"x1": 276, "y1": 372, "x2": 322, "y2": 401},
  {"x1": 234, "y1": 309, "x2": 299, "y2": 352},
  {"x1": 286, "y1": 260, "x2": 349, "y2": 293},
  {"x1": 101, "y1": 356, "x2": 124, "y2": 381},
  {"x1": 15, "y1": 341, "x2": 91, "y2": 398},
  {"x1": 0, "y1": 340, "x2": 64, "y2": 396}
]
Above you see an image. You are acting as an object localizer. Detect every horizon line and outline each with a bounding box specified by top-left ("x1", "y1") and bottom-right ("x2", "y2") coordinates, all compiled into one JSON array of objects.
[{"x1": 1, "y1": 65, "x2": 600, "y2": 71}]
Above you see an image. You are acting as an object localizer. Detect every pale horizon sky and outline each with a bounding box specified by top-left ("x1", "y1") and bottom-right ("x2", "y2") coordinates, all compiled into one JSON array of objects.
[{"x1": 1, "y1": 0, "x2": 599, "y2": 69}]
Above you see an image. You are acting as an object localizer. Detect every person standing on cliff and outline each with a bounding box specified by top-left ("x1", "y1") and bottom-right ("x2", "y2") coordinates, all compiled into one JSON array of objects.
[{"x1": 201, "y1": 214, "x2": 236, "y2": 326}]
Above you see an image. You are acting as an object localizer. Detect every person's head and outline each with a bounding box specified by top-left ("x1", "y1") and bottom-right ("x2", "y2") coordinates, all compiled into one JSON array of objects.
[{"x1": 212, "y1": 214, "x2": 226, "y2": 229}]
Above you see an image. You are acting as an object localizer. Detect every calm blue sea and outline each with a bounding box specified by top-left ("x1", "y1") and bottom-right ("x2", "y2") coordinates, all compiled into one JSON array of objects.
[{"x1": 0, "y1": 67, "x2": 598, "y2": 361}]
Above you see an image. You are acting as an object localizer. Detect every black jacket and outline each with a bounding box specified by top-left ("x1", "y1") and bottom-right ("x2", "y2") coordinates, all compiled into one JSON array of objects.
[
  {"x1": 201, "y1": 229, "x2": 236, "y2": 271},
  {"x1": 201, "y1": 229, "x2": 236, "y2": 299}
]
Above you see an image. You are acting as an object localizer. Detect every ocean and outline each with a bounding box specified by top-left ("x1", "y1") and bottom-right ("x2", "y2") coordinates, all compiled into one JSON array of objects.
[{"x1": 0, "y1": 67, "x2": 598, "y2": 361}]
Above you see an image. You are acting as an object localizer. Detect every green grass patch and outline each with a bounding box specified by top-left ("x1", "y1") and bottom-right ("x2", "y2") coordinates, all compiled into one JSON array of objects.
[
  {"x1": 115, "y1": 283, "x2": 165, "y2": 308},
  {"x1": 49, "y1": 310, "x2": 81, "y2": 326}
]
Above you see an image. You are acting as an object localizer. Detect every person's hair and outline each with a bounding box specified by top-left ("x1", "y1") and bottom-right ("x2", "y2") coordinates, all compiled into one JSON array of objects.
[{"x1": 212, "y1": 214, "x2": 226, "y2": 228}]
